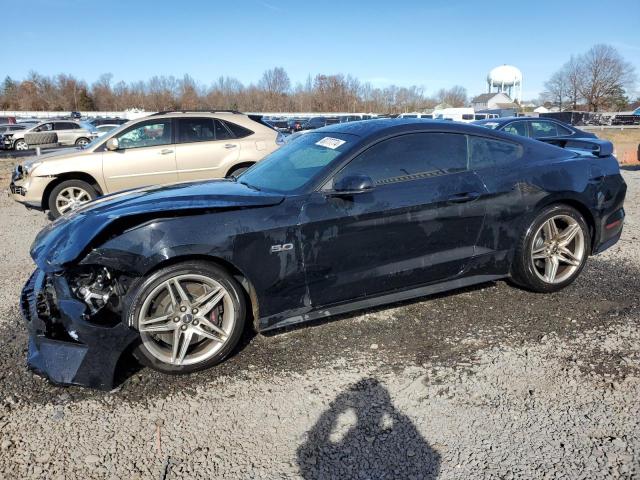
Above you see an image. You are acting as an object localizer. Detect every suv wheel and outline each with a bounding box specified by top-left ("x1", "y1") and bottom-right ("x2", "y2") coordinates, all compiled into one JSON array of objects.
[
  {"x1": 227, "y1": 164, "x2": 253, "y2": 178},
  {"x1": 48, "y1": 179, "x2": 98, "y2": 218},
  {"x1": 75, "y1": 137, "x2": 90, "y2": 147},
  {"x1": 511, "y1": 204, "x2": 590, "y2": 292},
  {"x1": 125, "y1": 261, "x2": 246, "y2": 374}
]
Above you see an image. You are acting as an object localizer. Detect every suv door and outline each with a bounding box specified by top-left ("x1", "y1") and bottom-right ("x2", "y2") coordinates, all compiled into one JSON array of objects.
[
  {"x1": 102, "y1": 118, "x2": 177, "y2": 193},
  {"x1": 175, "y1": 118, "x2": 240, "y2": 181},
  {"x1": 54, "y1": 122, "x2": 79, "y2": 145},
  {"x1": 300, "y1": 132, "x2": 488, "y2": 307}
]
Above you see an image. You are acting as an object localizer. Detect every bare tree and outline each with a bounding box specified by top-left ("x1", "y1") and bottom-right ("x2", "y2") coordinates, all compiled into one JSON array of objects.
[
  {"x1": 579, "y1": 44, "x2": 635, "y2": 112},
  {"x1": 435, "y1": 86, "x2": 467, "y2": 107},
  {"x1": 543, "y1": 70, "x2": 569, "y2": 110}
]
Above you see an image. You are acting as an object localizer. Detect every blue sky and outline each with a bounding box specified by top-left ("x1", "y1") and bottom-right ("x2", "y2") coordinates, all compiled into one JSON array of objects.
[{"x1": 4, "y1": 0, "x2": 639, "y2": 100}]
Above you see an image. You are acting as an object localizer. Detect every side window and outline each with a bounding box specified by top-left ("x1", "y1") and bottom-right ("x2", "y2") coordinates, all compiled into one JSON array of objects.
[
  {"x1": 339, "y1": 133, "x2": 468, "y2": 185},
  {"x1": 502, "y1": 121, "x2": 527, "y2": 137},
  {"x1": 117, "y1": 120, "x2": 172, "y2": 149},
  {"x1": 531, "y1": 121, "x2": 558, "y2": 138},
  {"x1": 468, "y1": 136, "x2": 523, "y2": 169},
  {"x1": 55, "y1": 122, "x2": 78, "y2": 130},
  {"x1": 555, "y1": 123, "x2": 573, "y2": 136},
  {"x1": 213, "y1": 119, "x2": 233, "y2": 140},
  {"x1": 178, "y1": 118, "x2": 215, "y2": 143},
  {"x1": 224, "y1": 121, "x2": 253, "y2": 138},
  {"x1": 35, "y1": 123, "x2": 53, "y2": 132}
]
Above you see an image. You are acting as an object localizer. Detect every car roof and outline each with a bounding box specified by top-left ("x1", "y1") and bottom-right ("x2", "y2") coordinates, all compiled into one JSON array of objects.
[{"x1": 318, "y1": 118, "x2": 494, "y2": 137}]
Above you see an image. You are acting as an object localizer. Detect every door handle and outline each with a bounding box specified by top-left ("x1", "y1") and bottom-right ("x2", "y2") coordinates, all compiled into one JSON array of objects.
[
  {"x1": 224, "y1": 144, "x2": 237, "y2": 149},
  {"x1": 447, "y1": 192, "x2": 481, "y2": 203},
  {"x1": 159, "y1": 149, "x2": 173, "y2": 155}
]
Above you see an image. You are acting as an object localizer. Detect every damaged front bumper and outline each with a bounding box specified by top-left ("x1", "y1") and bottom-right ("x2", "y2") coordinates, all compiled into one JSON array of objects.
[{"x1": 21, "y1": 269, "x2": 138, "y2": 390}]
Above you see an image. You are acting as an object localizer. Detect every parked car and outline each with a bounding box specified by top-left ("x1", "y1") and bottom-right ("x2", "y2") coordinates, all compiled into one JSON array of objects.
[
  {"x1": 287, "y1": 118, "x2": 307, "y2": 133},
  {"x1": 3, "y1": 120, "x2": 97, "y2": 151},
  {"x1": 20, "y1": 119, "x2": 625, "y2": 388},
  {"x1": 266, "y1": 119, "x2": 290, "y2": 133},
  {"x1": 473, "y1": 116, "x2": 597, "y2": 141},
  {"x1": 87, "y1": 117, "x2": 129, "y2": 127},
  {"x1": 0, "y1": 124, "x2": 26, "y2": 135},
  {"x1": 10, "y1": 111, "x2": 283, "y2": 218},
  {"x1": 94, "y1": 124, "x2": 120, "y2": 137},
  {"x1": 302, "y1": 117, "x2": 338, "y2": 130},
  {"x1": 397, "y1": 113, "x2": 433, "y2": 119}
]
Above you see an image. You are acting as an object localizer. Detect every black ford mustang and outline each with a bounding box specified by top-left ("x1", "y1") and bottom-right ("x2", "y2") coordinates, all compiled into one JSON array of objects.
[{"x1": 22, "y1": 120, "x2": 626, "y2": 389}]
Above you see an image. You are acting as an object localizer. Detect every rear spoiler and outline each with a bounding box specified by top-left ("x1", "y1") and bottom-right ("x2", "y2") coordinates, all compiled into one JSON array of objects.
[
  {"x1": 248, "y1": 114, "x2": 277, "y2": 131},
  {"x1": 540, "y1": 137, "x2": 614, "y2": 158}
]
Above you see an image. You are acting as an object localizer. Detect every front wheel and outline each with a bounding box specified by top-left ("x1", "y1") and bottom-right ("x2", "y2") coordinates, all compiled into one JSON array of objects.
[
  {"x1": 511, "y1": 204, "x2": 590, "y2": 293},
  {"x1": 126, "y1": 261, "x2": 246, "y2": 374},
  {"x1": 14, "y1": 139, "x2": 28, "y2": 151},
  {"x1": 48, "y1": 179, "x2": 98, "y2": 218}
]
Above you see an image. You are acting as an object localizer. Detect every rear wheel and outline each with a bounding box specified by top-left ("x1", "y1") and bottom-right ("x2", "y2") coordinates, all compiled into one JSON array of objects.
[
  {"x1": 126, "y1": 261, "x2": 246, "y2": 374},
  {"x1": 226, "y1": 163, "x2": 254, "y2": 178},
  {"x1": 75, "y1": 137, "x2": 90, "y2": 147},
  {"x1": 512, "y1": 204, "x2": 590, "y2": 292},
  {"x1": 48, "y1": 179, "x2": 97, "y2": 218}
]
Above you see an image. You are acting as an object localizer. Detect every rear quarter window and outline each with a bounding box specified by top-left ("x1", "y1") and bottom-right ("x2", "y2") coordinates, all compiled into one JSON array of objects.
[
  {"x1": 224, "y1": 121, "x2": 253, "y2": 138},
  {"x1": 468, "y1": 136, "x2": 524, "y2": 169}
]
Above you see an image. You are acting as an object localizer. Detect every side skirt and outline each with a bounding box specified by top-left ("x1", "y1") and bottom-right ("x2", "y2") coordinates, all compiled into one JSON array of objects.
[{"x1": 259, "y1": 273, "x2": 506, "y2": 332}]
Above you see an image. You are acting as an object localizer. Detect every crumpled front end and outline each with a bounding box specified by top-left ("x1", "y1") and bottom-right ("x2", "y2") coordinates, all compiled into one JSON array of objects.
[{"x1": 21, "y1": 269, "x2": 138, "y2": 390}]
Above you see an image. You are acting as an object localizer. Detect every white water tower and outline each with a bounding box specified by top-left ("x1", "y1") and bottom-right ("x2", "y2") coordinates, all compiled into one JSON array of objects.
[{"x1": 487, "y1": 65, "x2": 523, "y2": 103}]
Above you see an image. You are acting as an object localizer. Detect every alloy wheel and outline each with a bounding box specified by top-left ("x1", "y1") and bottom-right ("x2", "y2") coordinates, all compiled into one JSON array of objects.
[
  {"x1": 55, "y1": 187, "x2": 92, "y2": 214},
  {"x1": 137, "y1": 274, "x2": 235, "y2": 366},
  {"x1": 531, "y1": 214, "x2": 585, "y2": 284},
  {"x1": 15, "y1": 140, "x2": 28, "y2": 151}
]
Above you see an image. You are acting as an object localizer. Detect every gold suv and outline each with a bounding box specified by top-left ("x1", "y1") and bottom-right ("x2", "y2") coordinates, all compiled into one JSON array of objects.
[{"x1": 9, "y1": 111, "x2": 282, "y2": 217}]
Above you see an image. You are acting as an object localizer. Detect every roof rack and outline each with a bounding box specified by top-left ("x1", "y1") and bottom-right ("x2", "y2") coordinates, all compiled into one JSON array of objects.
[{"x1": 151, "y1": 110, "x2": 242, "y2": 116}]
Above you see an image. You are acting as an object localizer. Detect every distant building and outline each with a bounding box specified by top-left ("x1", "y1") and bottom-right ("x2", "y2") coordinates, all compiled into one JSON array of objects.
[
  {"x1": 471, "y1": 92, "x2": 518, "y2": 111},
  {"x1": 534, "y1": 106, "x2": 549, "y2": 114}
]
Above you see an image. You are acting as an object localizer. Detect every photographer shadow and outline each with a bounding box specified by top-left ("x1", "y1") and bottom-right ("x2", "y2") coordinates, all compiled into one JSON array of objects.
[{"x1": 297, "y1": 378, "x2": 440, "y2": 480}]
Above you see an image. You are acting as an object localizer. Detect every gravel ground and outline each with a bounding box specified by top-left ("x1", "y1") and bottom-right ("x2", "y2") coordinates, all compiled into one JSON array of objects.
[{"x1": 0, "y1": 158, "x2": 638, "y2": 479}]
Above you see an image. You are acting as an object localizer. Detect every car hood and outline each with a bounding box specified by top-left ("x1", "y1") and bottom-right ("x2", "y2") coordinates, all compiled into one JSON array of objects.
[
  {"x1": 22, "y1": 147, "x2": 92, "y2": 169},
  {"x1": 30, "y1": 179, "x2": 285, "y2": 272}
]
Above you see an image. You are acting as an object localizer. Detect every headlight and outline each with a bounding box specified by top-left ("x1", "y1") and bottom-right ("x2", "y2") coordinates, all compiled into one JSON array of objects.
[{"x1": 23, "y1": 161, "x2": 42, "y2": 176}]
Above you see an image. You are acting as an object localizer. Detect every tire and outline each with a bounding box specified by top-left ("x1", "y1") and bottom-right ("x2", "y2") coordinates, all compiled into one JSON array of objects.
[
  {"x1": 48, "y1": 179, "x2": 98, "y2": 218},
  {"x1": 227, "y1": 164, "x2": 253, "y2": 178},
  {"x1": 75, "y1": 137, "x2": 90, "y2": 147},
  {"x1": 125, "y1": 261, "x2": 246, "y2": 374},
  {"x1": 13, "y1": 139, "x2": 28, "y2": 151},
  {"x1": 511, "y1": 204, "x2": 591, "y2": 293}
]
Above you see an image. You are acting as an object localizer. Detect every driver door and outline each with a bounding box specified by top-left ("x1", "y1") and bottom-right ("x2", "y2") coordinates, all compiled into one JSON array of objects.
[
  {"x1": 300, "y1": 132, "x2": 488, "y2": 307},
  {"x1": 102, "y1": 118, "x2": 178, "y2": 193}
]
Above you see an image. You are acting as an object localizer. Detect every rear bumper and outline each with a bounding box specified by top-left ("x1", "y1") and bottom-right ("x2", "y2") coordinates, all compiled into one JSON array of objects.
[
  {"x1": 593, "y1": 207, "x2": 625, "y2": 254},
  {"x1": 21, "y1": 269, "x2": 138, "y2": 390}
]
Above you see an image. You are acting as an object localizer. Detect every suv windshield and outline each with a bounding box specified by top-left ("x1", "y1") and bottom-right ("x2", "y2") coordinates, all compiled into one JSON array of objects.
[{"x1": 239, "y1": 132, "x2": 354, "y2": 193}]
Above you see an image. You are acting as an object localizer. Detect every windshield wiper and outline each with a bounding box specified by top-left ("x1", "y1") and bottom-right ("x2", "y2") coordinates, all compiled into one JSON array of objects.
[{"x1": 239, "y1": 180, "x2": 261, "y2": 191}]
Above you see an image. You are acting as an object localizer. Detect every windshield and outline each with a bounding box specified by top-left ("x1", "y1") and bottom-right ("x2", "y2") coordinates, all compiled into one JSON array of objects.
[{"x1": 239, "y1": 132, "x2": 355, "y2": 193}]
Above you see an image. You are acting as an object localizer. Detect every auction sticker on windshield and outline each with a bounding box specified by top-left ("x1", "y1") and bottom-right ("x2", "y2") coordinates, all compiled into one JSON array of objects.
[{"x1": 315, "y1": 137, "x2": 346, "y2": 149}]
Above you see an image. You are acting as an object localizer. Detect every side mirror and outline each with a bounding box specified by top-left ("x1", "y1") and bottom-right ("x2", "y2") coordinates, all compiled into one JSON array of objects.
[
  {"x1": 331, "y1": 174, "x2": 375, "y2": 195},
  {"x1": 106, "y1": 137, "x2": 119, "y2": 151}
]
